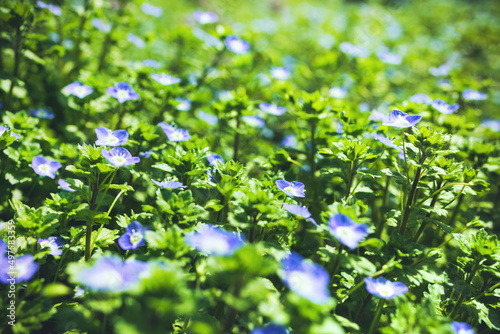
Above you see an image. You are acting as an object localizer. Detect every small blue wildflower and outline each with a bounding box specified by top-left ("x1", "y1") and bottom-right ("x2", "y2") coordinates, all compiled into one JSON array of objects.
[
  {"x1": 336, "y1": 121, "x2": 343, "y2": 134},
  {"x1": 432, "y1": 99, "x2": 460, "y2": 114},
  {"x1": 281, "y1": 135, "x2": 297, "y2": 148},
  {"x1": 207, "y1": 169, "x2": 217, "y2": 183},
  {"x1": 95, "y1": 127, "x2": 129, "y2": 146},
  {"x1": 151, "y1": 178, "x2": 186, "y2": 190},
  {"x1": 481, "y1": 119, "x2": 500, "y2": 132},
  {"x1": 141, "y1": 3, "x2": 163, "y2": 17},
  {"x1": 364, "y1": 276, "x2": 408, "y2": 299},
  {"x1": 58, "y1": 179, "x2": 76, "y2": 192},
  {"x1": 339, "y1": 42, "x2": 370, "y2": 57},
  {"x1": 38, "y1": 236, "x2": 64, "y2": 256},
  {"x1": 251, "y1": 324, "x2": 288, "y2": 334},
  {"x1": 118, "y1": 221, "x2": 147, "y2": 250},
  {"x1": 30, "y1": 107, "x2": 55, "y2": 119},
  {"x1": 159, "y1": 122, "x2": 191, "y2": 142},
  {"x1": 0, "y1": 253, "x2": 39, "y2": 284},
  {"x1": 242, "y1": 115, "x2": 265, "y2": 128},
  {"x1": 37, "y1": 1, "x2": 61, "y2": 16},
  {"x1": 280, "y1": 252, "x2": 330, "y2": 305},
  {"x1": 374, "y1": 134, "x2": 404, "y2": 159},
  {"x1": 451, "y1": 322, "x2": 475, "y2": 334},
  {"x1": 127, "y1": 33, "x2": 146, "y2": 49},
  {"x1": 197, "y1": 110, "x2": 218, "y2": 125},
  {"x1": 175, "y1": 98, "x2": 191, "y2": 111},
  {"x1": 106, "y1": 82, "x2": 140, "y2": 103},
  {"x1": 0, "y1": 125, "x2": 20, "y2": 140},
  {"x1": 151, "y1": 73, "x2": 181, "y2": 86},
  {"x1": 429, "y1": 64, "x2": 450, "y2": 76},
  {"x1": 74, "y1": 286, "x2": 85, "y2": 298},
  {"x1": 259, "y1": 102, "x2": 286, "y2": 116},
  {"x1": 409, "y1": 93, "x2": 433, "y2": 104},
  {"x1": 207, "y1": 154, "x2": 225, "y2": 166},
  {"x1": 283, "y1": 203, "x2": 317, "y2": 226},
  {"x1": 270, "y1": 67, "x2": 291, "y2": 80},
  {"x1": 329, "y1": 86, "x2": 347, "y2": 99},
  {"x1": 62, "y1": 39, "x2": 74, "y2": 50},
  {"x1": 193, "y1": 11, "x2": 218, "y2": 24},
  {"x1": 101, "y1": 147, "x2": 140, "y2": 168},
  {"x1": 91, "y1": 18, "x2": 111, "y2": 33},
  {"x1": 377, "y1": 49, "x2": 402, "y2": 65},
  {"x1": 73, "y1": 255, "x2": 150, "y2": 292},
  {"x1": 63, "y1": 81, "x2": 93, "y2": 98},
  {"x1": 462, "y1": 89, "x2": 487, "y2": 101},
  {"x1": 224, "y1": 35, "x2": 250, "y2": 54},
  {"x1": 328, "y1": 214, "x2": 369, "y2": 250},
  {"x1": 382, "y1": 109, "x2": 422, "y2": 128},
  {"x1": 32, "y1": 156, "x2": 62, "y2": 179},
  {"x1": 185, "y1": 224, "x2": 245, "y2": 256},
  {"x1": 276, "y1": 180, "x2": 305, "y2": 198},
  {"x1": 139, "y1": 150, "x2": 154, "y2": 158},
  {"x1": 142, "y1": 59, "x2": 161, "y2": 68}
]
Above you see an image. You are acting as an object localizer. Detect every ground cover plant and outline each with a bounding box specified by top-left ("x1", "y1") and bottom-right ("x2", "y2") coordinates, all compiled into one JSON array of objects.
[{"x1": 0, "y1": 0, "x2": 499, "y2": 333}]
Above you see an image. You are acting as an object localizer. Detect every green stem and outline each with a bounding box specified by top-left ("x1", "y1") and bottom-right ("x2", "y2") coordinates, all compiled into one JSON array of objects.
[
  {"x1": 399, "y1": 150, "x2": 425, "y2": 236},
  {"x1": 330, "y1": 244, "x2": 344, "y2": 276},
  {"x1": 85, "y1": 172, "x2": 100, "y2": 261},
  {"x1": 232, "y1": 110, "x2": 242, "y2": 161},
  {"x1": 369, "y1": 299, "x2": 385, "y2": 334},
  {"x1": 416, "y1": 183, "x2": 470, "y2": 206},
  {"x1": 222, "y1": 277, "x2": 244, "y2": 333},
  {"x1": 449, "y1": 261, "x2": 480, "y2": 319},
  {"x1": 413, "y1": 180, "x2": 442, "y2": 243}
]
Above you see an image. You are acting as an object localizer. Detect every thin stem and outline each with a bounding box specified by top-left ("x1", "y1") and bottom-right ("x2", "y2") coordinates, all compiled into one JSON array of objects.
[
  {"x1": 222, "y1": 277, "x2": 244, "y2": 333},
  {"x1": 85, "y1": 172, "x2": 100, "y2": 261},
  {"x1": 368, "y1": 299, "x2": 385, "y2": 334},
  {"x1": 413, "y1": 180, "x2": 442, "y2": 243},
  {"x1": 232, "y1": 110, "x2": 242, "y2": 161},
  {"x1": 330, "y1": 244, "x2": 344, "y2": 276},
  {"x1": 416, "y1": 183, "x2": 470, "y2": 206},
  {"x1": 449, "y1": 261, "x2": 480, "y2": 319},
  {"x1": 399, "y1": 166, "x2": 421, "y2": 236}
]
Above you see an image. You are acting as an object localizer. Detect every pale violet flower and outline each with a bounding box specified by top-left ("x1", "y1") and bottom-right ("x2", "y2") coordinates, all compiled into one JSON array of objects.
[
  {"x1": 151, "y1": 73, "x2": 181, "y2": 86},
  {"x1": 58, "y1": 179, "x2": 76, "y2": 192},
  {"x1": 382, "y1": 109, "x2": 422, "y2": 128},
  {"x1": 329, "y1": 86, "x2": 347, "y2": 99},
  {"x1": 276, "y1": 180, "x2": 305, "y2": 198},
  {"x1": 283, "y1": 203, "x2": 317, "y2": 226},
  {"x1": 224, "y1": 36, "x2": 250, "y2": 54},
  {"x1": 38, "y1": 237, "x2": 64, "y2": 256},
  {"x1": 0, "y1": 125, "x2": 20, "y2": 140},
  {"x1": 339, "y1": 42, "x2": 369, "y2": 57},
  {"x1": 270, "y1": 67, "x2": 291, "y2": 80},
  {"x1": 141, "y1": 3, "x2": 163, "y2": 17},
  {"x1": 63, "y1": 81, "x2": 93, "y2": 99},
  {"x1": 159, "y1": 122, "x2": 191, "y2": 142},
  {"x1": 95, "y1": 127, "x2": 128, "y2": 146},
  {"x1": 193, "y1": 11, "x2": 218, "y2": 24},
  {"x1": 207, "y1": 154, "x2": 225, "y2": 166},
  {"x1": 151, "y1": 178, "x2": 186, "y2": 190},
  {"x1": 127, "y1": 33, "x2": 146, "y2": 49},
  {"x1": 377, "y1": 49, "x2": 402, "y2": 65},
  {"x1": 185, "y1": 224, "x2": 245, "y2": 256},
  {"x1": 106, "y1": 82, "x2": 139, "y2": 103},
  {"x1": 328, "y1": 214, "x2": 369, "y2": 250},
  {"x1": 364, "y1": 276, "x2": 408, "y2": 299},
  {"x1": 37, "y1": 1, "x2": 61, "y2": 16},
  {"x1": 429, "y1": 64, "x2": 450, "y2": 76},
  {"x1": 462, "y1": 89, "x2": 487, "y2": 101},
  {"x1": 409, "y1": 93, "x2": 432, "y2": 104},
  {"x1": 118, "y1": 221, "x2": 147, "y2": 250},
  {"x1": 259, "y1": 102, "x2": 286, "y2": 116},
  {"x1": 142, "y1": 59, "x2": 161, "y2": 68},
  {"x1": 32, "y1": 156, "x2": 62, "y2": 179},
  {"x1": 451, "y1": 322, "x2": 475, "y2": 334},
  {"x1": 91, "y1": 18, "x2": 111, "y2": 33},
  {"x1": 101, "y1": 147, "x2": 140, "y2": 168},
  {"x1": 197, "y1": 110, "x2": 218, "y2": 125},
  {"x1": 242, "y1": 115, "x2": 265, "y2": 128},
  {"x1": 481, "y1": 119, "x2": 500, "y2": 131},
  {"x1": 432, "y1": 99, "x2": 460, "y2": 114},
  {"x1": 175, "y1": 98, "x2": 191, "y2": 111}
]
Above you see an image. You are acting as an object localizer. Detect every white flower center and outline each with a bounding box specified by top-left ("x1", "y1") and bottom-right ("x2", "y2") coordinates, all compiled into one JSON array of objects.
[
  {"x1": 113, "y1": 156, "x2": 126, "y2": 165},
  {"x1": 130, "y1": 230, "x2": 143, "y2": 245},
  {"x1": 287, "y1": 271, "x2": 317, "y2": 298},
  {"x1": 39, "y1": 164, "x2": 50, "y2": 173},
  {"x1": 376, "y1": 282, "x2": 394, "y2": 298},
  {"x1": 117, "y1": 90, "x2": 128, "y2": 100}
]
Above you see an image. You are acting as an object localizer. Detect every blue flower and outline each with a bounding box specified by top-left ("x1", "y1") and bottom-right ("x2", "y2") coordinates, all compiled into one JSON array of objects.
[
  {"x1": 151, "y1": 178, "x2": 186, "y2": 190},
  {"x1": 329, "y1": 86, "x2": 348, "y2": 99},
  {"x1": 139, "y1": 150, "x2": 154, "y2": 158},
  {"x1": 101, "y1": 147, "x2": 140, "y2": 168},
  {"x1": 63, "y1": 81, "x2": 93, "y2": 98},
  {"x1": 38, "y1": 236, "x2": 64, "y2": 256},
  {"x1": 374, "y1": 134, "x2": 404, "y2": 159},
  {"x1": 159, "y1": 122, "x2": 191, "y2": 142},
  {"x1": 280, "y1": 252, "x2": 330, "y2": 304},
  {"x1": 328, "y1": 214, "x2": 369, "y2": 250},
  {"x1": 336, "y1": 121, "x2": 343, "y2": 134},
  {"x1": 95, "y1": 127, "x2": 129, "y2": 146},
  {"x1": 127, "y1": 33, "x2": 146, "y2": 48},
  {"x1": 276, "y1": 180, "x2": 305, "y2": 198},
  {"x1": 251, "y1": 324, "x2": 288, "y2": 334},
  {"x1": 141, "y1": 3, "x2": 163, "y2": 17},
  {"x1": 74, "y1": 286, "x2": 85, "y2": 298},
  {"x1": 185, "y1": 224, "x2": 245, "y2": 256},
  {"x1": 283, "y1": 203, "x2": 317, "y2": 226},
  {"x1": 382, "y1": 109, "x2": 422, "y2": 128},
  {"x1": 175, "y1": 98, "x2": 191, "y2": 111},
  {"x1": 207, "y1": 154, "x2": 225, "y2": 166},
  {"x1": 451, "y1": 322, "x2": 475, "y2": 334},
  {"x1": 91, "y1": 18, "x2": 111, "y2": 32},
  {"x1": 142, "y1": 59, "x2": 161, "y2": 68},
  {"x1": 0, "y1": 253, "x2": 39, "y2": 284},
  {"x1": 462, "y1": 89, "x2": 487, "y2": 101},
  {"x1": 281, "y1": 135, "x2": 297, "y2": 148},
  {"x1": 242, "y1": 115, "x2": 265, "y2": 128},
  {"x1": 197, "y1": 110, "x2": 218, "y2": 125},
  {"x1": 431, "y1": 99, "x2": 460, "y2": 114},
  {"x1": 224, "y1": 36, "x2": 250, "y2": 54},
  {"x1": 377, "y1": 49, "x2": 402, "y2": 65},
  {"x1": 30, "y1": 107, "x2": 55, "y2": 119},
  {"x1": 364, "y1": 276, "x2": 408, "y2": 299},
  {"x1": 118, "y1": 221, "x2": 147, "y2": 250},
  {"x1": 72, "y1": 255, "x2": 150, "y2": 292},
  {"x1": 106, "y1": 82, "x2": 140, "y2": 103},
  {"x1": 193, "y1": 11, "x2": 218, "y2": 24},
  {"x1": 270, "y1": 67, "x2": 291, "y2": 80},
  {"x1": 58, "y1": 179, "x2": 76, "y2": 192},
  {"x1": 37, "y1": 1, "x2": 61, "y2": 16},
  {"x1": 259, "y1": 102, "x2": 286, "y2": 116},
  {"x1": 339, "y1": 42, "x2": 370, "y2": 57},
  {"x1": 32, "y1": 156, "x2": 62, "y2": 179},
  {"x1": 151, "y1": 73, "x2": 181, "y2": 86},
  {"x1": 0, "y1": 125, "x2": 20, "y2": 140},
  {"x1": 481, "y1": 119, "x2": 500, "y2": 132},
  {"x1": 409, "y1": 93, "x2": 432, "y2": 104},
  {"x1": 429, "y1": 64, "x2": 450, "y2": 76}
]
